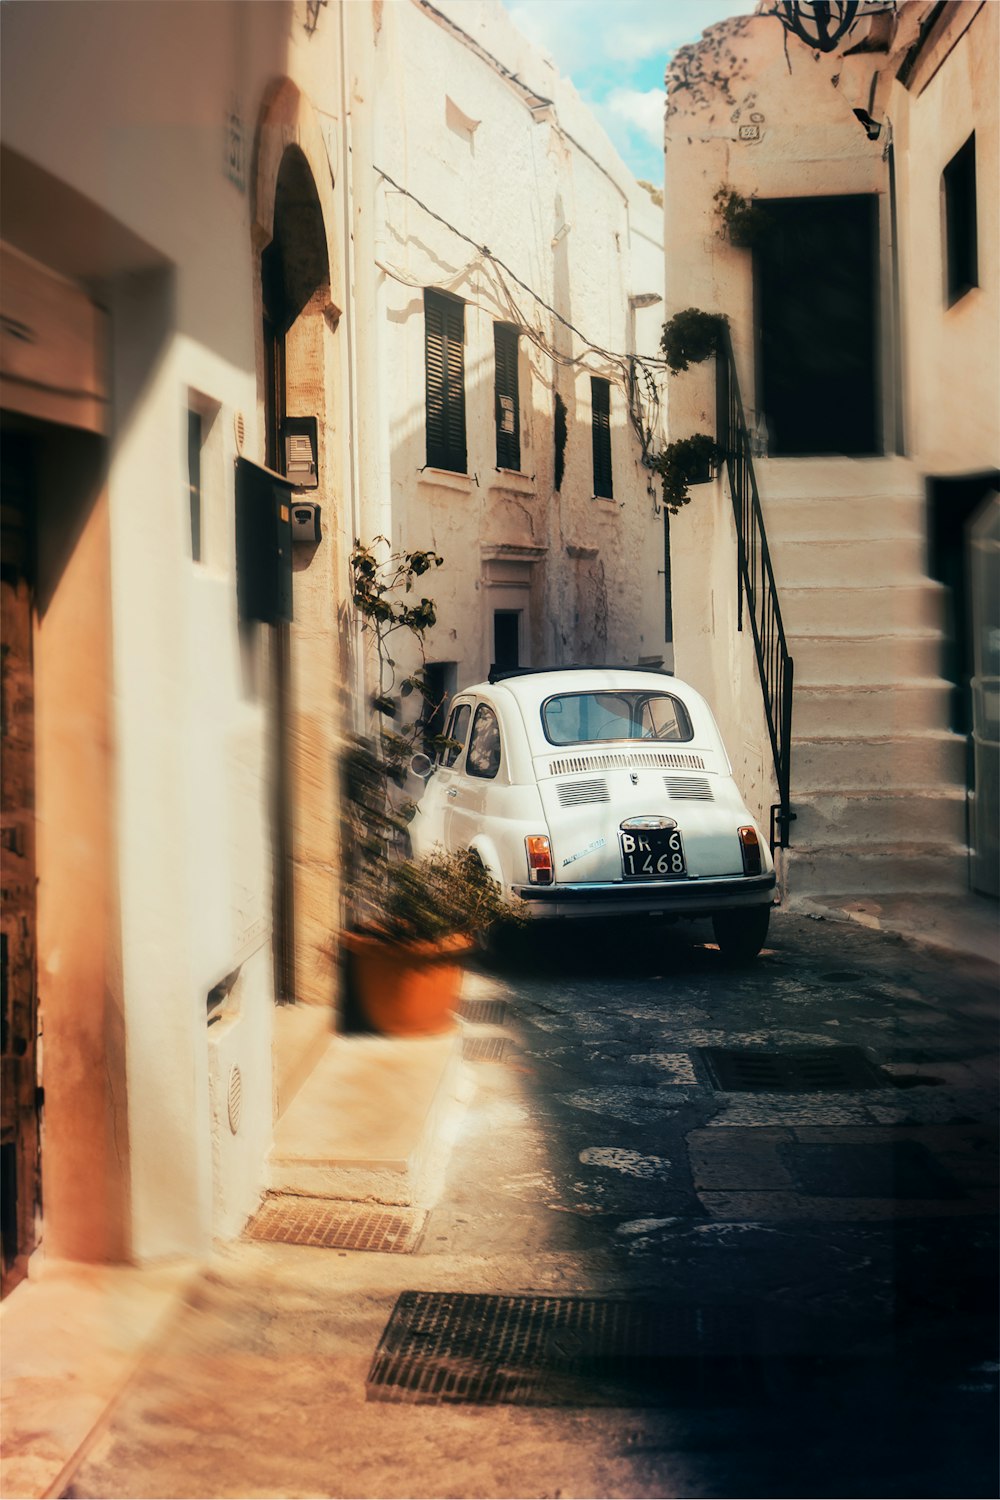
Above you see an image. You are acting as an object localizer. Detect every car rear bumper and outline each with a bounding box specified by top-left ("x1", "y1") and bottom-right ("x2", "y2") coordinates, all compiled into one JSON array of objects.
[{"x1": 512, "y1": 871, "x2": 776, "y2": 919}]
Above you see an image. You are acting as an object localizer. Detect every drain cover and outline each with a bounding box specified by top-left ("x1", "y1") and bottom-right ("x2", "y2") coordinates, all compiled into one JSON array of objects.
[
  {"x1": 366, "y1": 1293, "x2": 765, "y2": 1406},
  {"x1": 459, "y1": 998, "x2": 509, "y2": 1026},
  {"x1": 463, "y1": 1036, "x2": 508, "y2": 1063},
  {"x1": 246, "y1": 1197, "x2": 425, "y2": 1253},
  {"x1": 700, "y1": 1047, "x2": 883, "y2": 1093}
]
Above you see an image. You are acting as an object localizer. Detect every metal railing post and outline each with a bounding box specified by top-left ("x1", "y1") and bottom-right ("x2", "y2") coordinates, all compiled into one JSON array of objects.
[{"x1": 716, "y1": 327, "x2": 794, "y2": 852}]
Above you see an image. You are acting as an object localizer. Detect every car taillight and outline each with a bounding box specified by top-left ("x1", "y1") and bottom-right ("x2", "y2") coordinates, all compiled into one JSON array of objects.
[
  {"x1": 738, "y1": 825, "x2": 762, "y2": 875},
  {"x1": 525, "y1": 835, "x2": 553, "y2": 885}
]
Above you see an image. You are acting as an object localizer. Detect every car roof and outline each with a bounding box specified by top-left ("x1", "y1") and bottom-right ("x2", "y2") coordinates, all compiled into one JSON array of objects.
[
  {"x1": 462, "y1": 667, "x2": 706, "y2": 711},
  {"x1": 456, "y1": 667, "x2": 727, "y2": 755}
]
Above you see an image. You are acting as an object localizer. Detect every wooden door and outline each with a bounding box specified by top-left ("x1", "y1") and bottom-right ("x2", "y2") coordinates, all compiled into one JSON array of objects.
[
  {"x1": 755, "y1": 195, "x2": 880, "y2": 457},
  {"x1": 1, "y1": 437, "x2": 39, "y2": 1296}
]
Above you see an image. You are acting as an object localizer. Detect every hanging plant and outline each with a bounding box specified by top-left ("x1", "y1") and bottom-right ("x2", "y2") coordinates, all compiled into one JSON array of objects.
[
  {"x1": 660, "y1": 308, "x2": 727, "y2": 374},
  {"x1": 713, "y1": 186, "x2": 772, "y2": 249},
  {"x1": 651, "y1": 434, "x2": 721, "y2": 513}
]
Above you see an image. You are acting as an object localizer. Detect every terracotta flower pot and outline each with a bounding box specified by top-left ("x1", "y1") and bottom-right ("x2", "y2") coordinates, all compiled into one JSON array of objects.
[{"x1": 342, "y1": 930, "x2": 473, "y2": 1036}]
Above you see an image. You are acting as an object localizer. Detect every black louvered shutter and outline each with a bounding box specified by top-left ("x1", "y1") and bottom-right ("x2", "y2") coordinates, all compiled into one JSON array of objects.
[
  {"x1": 591, "y1": 377, "x2": 613, "y2": 498},
  {"x1": 424, "y1": 289, "x2": 467, "y2": 473},
  {"x1": 493, "y1": 323, "x2": 520, "y2": 472}
]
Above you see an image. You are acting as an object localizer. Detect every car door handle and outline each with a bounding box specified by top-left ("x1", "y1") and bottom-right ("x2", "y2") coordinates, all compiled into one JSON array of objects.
[{"x1": 447, "y1": 787, "x2": 459, "y2": 798}]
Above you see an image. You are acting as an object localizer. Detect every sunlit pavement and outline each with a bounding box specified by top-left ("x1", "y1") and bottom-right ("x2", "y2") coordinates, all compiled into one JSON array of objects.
[{"x1": 66, "y1": 912, "x2": 998, "y2": 1500}]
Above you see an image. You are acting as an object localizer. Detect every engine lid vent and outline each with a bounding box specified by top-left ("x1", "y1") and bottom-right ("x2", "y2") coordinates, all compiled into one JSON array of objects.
[
  {"x1": 548, "y1": 750, "x2": 706, "y2": 777},
  {"x1": 664, "y1": 776, "x2": 714, "y2": 801},
  {"x1": 556, "y1": 777, "x2": 611, "y2": 807}
]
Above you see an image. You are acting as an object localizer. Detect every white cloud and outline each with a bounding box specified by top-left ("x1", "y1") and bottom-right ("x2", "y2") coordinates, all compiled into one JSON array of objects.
[
  {"x1": 599, "y1": 85, "x2": 665, "y2": 149},
  {"x1": 505, "y1": 0, "x2": 757, "y2": 74}
]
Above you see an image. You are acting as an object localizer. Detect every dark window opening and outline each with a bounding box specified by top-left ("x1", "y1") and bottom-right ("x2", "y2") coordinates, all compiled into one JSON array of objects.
[
  {"x1": 944, "y1": 134, "x2": 978, "y2": 305},
  {"x1": 1, "y1": 1144, "x2": 17, "y2": 1270},
  {"x1": 425, "y1": 289, "x2": 467, "y2": 473},
  {"x1": 493, "y1": 611, "x2": 520, "y2": 672},
  {"x1": 421, "y1": 661, "x2": 457, "y2": 755},
  {"x1": 554, "y1": 392, "x2": 568, "y2": 491},
  {"x1": 928, "y1": 469, "x2": 1000, "y2": 736},
  {"x1": 591, "y1": 377, "x2": 613, "y2": 498},
  {"x1": 754, "y1": 195, "x2": 880, "y2": 457},
  {"x1": 663, "y1": 510, "x2": 673, "y2": 644},
  {"x1": 494, "y1": 324, "x2": 521, "y2": 472},
  {"x1": 187, "y1": 409, "x2": 202, "y2": 563}
]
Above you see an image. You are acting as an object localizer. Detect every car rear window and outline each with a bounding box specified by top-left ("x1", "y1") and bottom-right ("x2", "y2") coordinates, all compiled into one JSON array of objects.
[{"x1": 541, "y1": 691, "x2": 694, "y2": 746}]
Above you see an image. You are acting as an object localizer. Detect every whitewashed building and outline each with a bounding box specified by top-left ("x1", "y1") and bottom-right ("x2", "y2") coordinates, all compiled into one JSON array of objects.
[
  {"x1": 662, "y1": 0, "x2": 997, "y2": 908},
  {"x1": 349, "y1": 0, "x2": 670, "y2": 704},
  {"x1": 0, "y1": 0, "x2": 667, "y2": 1293}
]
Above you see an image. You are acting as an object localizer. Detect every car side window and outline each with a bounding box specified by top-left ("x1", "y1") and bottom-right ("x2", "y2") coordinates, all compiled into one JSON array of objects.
[
  {"x1": 466, "y1": 704, "x2": 502, "y2": 779},
  {"x1": 440, "y1": 702, "x2": 471, "y2": 767}
]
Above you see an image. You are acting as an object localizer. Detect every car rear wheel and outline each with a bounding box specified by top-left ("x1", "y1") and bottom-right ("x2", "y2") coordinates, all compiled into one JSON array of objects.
[{"x1": 712, "y1": 904, "x2": 770, "y2": 961}]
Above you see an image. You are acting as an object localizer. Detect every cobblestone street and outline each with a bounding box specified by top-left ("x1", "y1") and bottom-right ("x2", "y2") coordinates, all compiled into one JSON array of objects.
[{"x1": 68, "y1": 912, "x2": 998, "y2": 1500}]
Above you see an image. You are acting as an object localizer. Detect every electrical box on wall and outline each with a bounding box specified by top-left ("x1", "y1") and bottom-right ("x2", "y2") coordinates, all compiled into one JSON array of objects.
[
  {"x1": 281, "y1": 416, "x2": 319, "y2": 489},
  {"x1": 235, "y1": 457, "x2": 293, "y2": 624},
  {"x1": 291, "y1": 501, "x2": 321, "y2": 544}
]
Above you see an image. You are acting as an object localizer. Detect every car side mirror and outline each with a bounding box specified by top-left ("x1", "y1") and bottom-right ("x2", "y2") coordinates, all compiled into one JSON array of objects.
[{"x1": 409, "y1": 752, "x2": 435, "y2": 780}]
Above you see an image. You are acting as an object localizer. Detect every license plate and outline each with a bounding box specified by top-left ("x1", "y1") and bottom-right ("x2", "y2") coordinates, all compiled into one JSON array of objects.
[{"x1": 619, "y1": 827, "x2": 687, "y2": 880}]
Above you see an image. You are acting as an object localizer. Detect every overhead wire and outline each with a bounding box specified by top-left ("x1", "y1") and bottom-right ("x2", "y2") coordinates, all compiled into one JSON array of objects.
[{"x1": 373, "y1": 167, "x2": 666, "y2": 465}]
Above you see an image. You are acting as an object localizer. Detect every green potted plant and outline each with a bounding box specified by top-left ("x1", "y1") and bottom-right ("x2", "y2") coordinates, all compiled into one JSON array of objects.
[
  {"x1": 660, "y1": 308, "x2": 727, "y2": 373},
  {"x1": 713, "y1": 186, "x2": 772, "y2": 249},
  {"x1": 343, "y1": 538, "x2": 523, "y2": 1034},
  {"x1": 342, "y1": 847, "x2": 520, "y2": 1035},
  {"x1": 650, "y1": 434, "x2": 720, "y2": 513}
]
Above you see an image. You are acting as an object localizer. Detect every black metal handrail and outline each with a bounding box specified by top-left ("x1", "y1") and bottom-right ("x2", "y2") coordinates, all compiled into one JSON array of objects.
[{"x1": 715, "y1": 326, "x2": 794, "y2": 851}]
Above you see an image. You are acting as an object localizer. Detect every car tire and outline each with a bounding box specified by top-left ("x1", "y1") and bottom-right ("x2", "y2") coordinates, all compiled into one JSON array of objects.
[{"x1": 712, "y1": 904, "x2": 770, "y2": 961}]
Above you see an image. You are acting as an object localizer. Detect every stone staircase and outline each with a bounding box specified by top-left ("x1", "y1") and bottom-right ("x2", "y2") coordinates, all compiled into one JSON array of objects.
[{"x1": 757, "y1": 457, "x2": 970, "y2": 905}]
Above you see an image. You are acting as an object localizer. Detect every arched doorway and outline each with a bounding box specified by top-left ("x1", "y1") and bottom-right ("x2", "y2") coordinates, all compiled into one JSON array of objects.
[
  {"x1": 261, "y1": 145, "x2": 331, "y2": 1004},
  {"x1": 253, "y1": 88, "x2": 349, "y2": 1032}
]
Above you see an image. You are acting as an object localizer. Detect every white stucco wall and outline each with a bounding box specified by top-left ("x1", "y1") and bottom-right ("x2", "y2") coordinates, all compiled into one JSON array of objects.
[
  {"x1": 1, "y1": 0, "x2": 669, "y2": 1261},
  {"x1": 0, "y1": 0, "x2": 311, "y2": 1259},
  {"x1": 661, "y1": 10, "x2": 891, "y2": 825},
  {"x1": 889, "y1": 1, "x2": 999, "y2": 475},
  {"x1": 349, "y1": 0, "x2": 669, "y2": 695}
]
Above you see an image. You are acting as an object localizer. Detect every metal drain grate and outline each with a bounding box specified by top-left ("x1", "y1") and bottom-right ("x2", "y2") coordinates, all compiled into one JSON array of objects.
[
  {"x1": 463, "y1": 1036, "x2": 509, "y2": 1063},
  {"x1": 246, "y1": 1197, "x2": 425, "y2": 1253},
  {"x1": 700, "y1": 1046, "x2": 883, "y2": 1093},
  {"x1": 458, "y1": 999, "x2": 508, "y2": 1027},
  {"x1": 366, "y1": 1293, "x2": 765, "y2": 1406}
]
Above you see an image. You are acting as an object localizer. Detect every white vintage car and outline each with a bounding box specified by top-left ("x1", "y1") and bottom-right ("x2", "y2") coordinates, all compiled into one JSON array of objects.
[{"x1": 410, "y1": 666, "x2": 776, "y2": 959}]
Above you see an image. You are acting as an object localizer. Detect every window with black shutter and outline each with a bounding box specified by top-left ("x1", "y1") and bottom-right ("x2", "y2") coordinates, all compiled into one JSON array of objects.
[
  {"x1": 554, "y1": 392, "x2": 568, "y2": 491},
  {"x1": 943, "y1": 134, "x2": 978, "y2": 305},
  {"x1": 424, "y1": 289, "x2": 467, "y2": 473},
  {"x1": 591, "y1": 377, "x2": 613, "y2": 498},
  {"x1": 494, "y1": 323, "x2": 520, "y2": 471}
]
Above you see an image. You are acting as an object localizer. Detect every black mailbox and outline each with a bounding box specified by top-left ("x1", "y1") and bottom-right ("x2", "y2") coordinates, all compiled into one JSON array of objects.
[{"x1": 235, "y1": 457, "x2": 294, "y2": 624}]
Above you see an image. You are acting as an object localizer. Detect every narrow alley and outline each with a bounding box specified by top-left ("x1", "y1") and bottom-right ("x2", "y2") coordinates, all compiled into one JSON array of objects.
[{"x1": 62, "y1": 913, "x2": 997, "y2": 1500}]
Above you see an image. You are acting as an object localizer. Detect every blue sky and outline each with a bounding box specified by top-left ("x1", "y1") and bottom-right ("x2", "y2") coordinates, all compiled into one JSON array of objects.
[{"x1": 502, "y1": 0, "x2": 757, "y2": 183}]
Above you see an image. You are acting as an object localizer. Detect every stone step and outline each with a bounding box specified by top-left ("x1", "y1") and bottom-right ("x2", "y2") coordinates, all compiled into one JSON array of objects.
[
  {"x1": 793, "y1": 731, "x2": 967, "y2": 791},
  {"x1": 763, "y1": 492, "x2": 925, "y2": 542},
  {"x1": 754, "y1": 455, "x2": 923, "y2": 501},
  {"x1": 794, "y1": 680, "x2": 955, "y2": 736},
  {"x1": 781, "y1": 582, "x2": 944, "y2": 635},
  {"x1": 267, "y1": 1030, "x2": 466, "y2": 1206},
  {"x1": 791, "y1": 788, "x2": 968, "y2": 845},
  {"x1": 780, "y1": 842, "x2": 970, "y2": 898},
  {"x1": 774, "y1": 535, "x2": 926, "y2": 586},
  {"x1": 791, "y1": 632, "x2": 943, "y2": 685}
]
